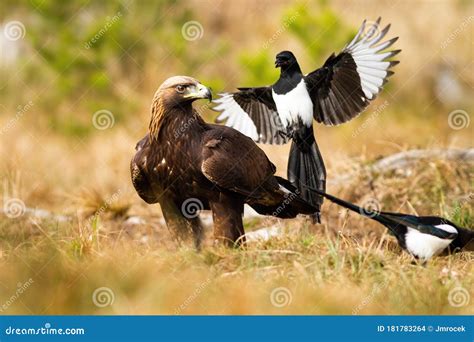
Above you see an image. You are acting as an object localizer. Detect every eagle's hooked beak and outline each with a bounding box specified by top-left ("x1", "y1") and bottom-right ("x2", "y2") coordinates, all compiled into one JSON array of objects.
[{"x1": 184, "y1": 83, "x2": 212, "y2": 102}]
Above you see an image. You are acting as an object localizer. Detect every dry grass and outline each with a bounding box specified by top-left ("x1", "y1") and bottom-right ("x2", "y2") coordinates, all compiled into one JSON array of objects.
[
  {"x1": 0, "y1": 0, "x2": 473, "y2": 316},
  {"x1": 0, "y1": 218, "x2": 472, "y2": 315},
  {"x1": 0, "y1": 143, "x2": 472, "y2": 314}
]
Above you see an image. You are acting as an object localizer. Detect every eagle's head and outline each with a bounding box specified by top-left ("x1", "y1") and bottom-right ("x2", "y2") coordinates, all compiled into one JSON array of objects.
[
  {"x1": 156, "y1": 76, "x2": 212, "y2": 106},
  {"x1": 275, "y1": 50, "x2": 297, "y2": 69},
  {"x1": 149, "y1": 76, "x2": 212, "y2": 138}
]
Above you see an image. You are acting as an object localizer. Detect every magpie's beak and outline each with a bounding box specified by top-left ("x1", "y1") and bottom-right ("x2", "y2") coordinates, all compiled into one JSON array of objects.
[
  {"x1": 275, "y1": 58, "x2": 289, "y2": 68},
  {"x1": 184, "y1": 83, "x2": 212, "y2": 102}
]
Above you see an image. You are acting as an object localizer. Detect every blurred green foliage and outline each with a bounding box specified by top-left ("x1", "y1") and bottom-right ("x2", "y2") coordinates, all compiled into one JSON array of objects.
[
  {"x1": 284, "y1": 0, "x2": 354, "y2": 62},
  {"x1": 2, "y1": 0, "x2": 465, "y2": 138},
  {"x1": 239, "y1": 0, "x2": 354, "y2": 86},
  {"x1": 449, "y1": 202, "x2": 473, "y2": 228},
  {"x1": 1, "y1": 0, "x2": 226, "y2": 136},
  {"x1": 239, "y1": 50, "x2": 279, "y2": 86}
]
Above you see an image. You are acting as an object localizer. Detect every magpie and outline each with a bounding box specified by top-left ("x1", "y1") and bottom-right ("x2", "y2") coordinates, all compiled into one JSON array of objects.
[
  {"x1": 308, "y1": 187, "x2": 474, "y2": 260},
  {"x1": 213, "y1": 18, "x2": 400, "y2": 223}
]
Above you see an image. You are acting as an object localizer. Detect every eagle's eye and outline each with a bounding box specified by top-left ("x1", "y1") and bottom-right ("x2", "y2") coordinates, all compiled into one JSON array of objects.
[{"x1": 176, "y1": 85, "x2": 186, "y2": 93}]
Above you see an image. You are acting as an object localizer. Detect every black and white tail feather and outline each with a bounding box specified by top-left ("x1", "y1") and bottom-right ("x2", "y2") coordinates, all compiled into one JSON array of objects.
[{"x1": 287, "y1": 126, "x2": 325, "y2": 223}]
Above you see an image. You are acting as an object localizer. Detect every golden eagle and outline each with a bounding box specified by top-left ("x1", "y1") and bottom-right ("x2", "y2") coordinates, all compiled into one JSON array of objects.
[{"x1": 131, "y1": 76, "x2": 316, "y2": 247}]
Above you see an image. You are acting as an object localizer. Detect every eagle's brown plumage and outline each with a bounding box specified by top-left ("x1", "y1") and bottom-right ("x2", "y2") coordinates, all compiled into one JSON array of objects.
[{"x1": 131, "y1": 76, "x2": 316, "y2": 247}]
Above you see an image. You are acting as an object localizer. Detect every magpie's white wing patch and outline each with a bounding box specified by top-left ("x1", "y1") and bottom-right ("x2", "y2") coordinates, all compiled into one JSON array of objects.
[
  {"x1": 213, "y1": 89, "x2": 289, "y2": 145},
  {"x1": 434, "y1": 224, "x2": 458, "y2": 234},
  {"x1": 214, "y1": 93, "x2": 259, "y2": 141},
  {"x1": 344, "y1": 17, "x2": 400, "y2": 100}
]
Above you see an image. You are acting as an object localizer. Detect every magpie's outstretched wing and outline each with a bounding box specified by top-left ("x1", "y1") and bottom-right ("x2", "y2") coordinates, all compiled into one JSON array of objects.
[
  {"x1": 305, "y1": 17, "x2": 400, "y2": 126},
  {"x1": 212, "y1": 87, "x2": 288, "y2": 144}
]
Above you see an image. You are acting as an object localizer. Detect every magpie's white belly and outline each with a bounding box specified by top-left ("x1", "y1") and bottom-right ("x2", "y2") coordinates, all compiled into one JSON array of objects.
[
  {"x1": 272, "y1": 79, "x2": 313, "y2": 128},
  {"x1": 405, "y1": 227, "x2": 454, "y2": 260}
]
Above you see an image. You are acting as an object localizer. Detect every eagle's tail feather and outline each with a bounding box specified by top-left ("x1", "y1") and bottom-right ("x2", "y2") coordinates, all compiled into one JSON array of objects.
[{"x1": 288, "y1": 131, "x2": 326, "y2": 223}]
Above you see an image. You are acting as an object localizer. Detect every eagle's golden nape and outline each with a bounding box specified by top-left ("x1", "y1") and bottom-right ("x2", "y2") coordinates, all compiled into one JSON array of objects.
[{"x1": 131, "y1": 76, "x2": 318, "y2": 248}]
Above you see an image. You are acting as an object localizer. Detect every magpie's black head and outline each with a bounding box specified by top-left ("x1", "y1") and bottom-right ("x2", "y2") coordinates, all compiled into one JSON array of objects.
[{"x1": 275, "y1": 51, "x2": 298, "y2": 69}]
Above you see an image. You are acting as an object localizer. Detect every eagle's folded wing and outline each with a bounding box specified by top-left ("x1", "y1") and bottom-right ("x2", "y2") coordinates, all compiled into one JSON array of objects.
[
  {"x1": 305, "y1": 17, "x2": 400, "y2": 126},
  {"x1": 130, "y1": 134, "x2": 159, "y2": 204},
  {"x1": 201, "y1": 128, "x2": 277, "y2": 197},
  {"x1": 213, "y1": 87, "x2": 288, "y2": 144}
]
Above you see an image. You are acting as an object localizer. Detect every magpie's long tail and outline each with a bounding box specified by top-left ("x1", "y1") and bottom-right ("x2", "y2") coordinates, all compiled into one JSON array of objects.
[
  {"x1": 303, "y1": 186, "x2": 378, "y2": 219},
  {"x1": 305, "y1": 187, "x2": 364, "y2": 216},
  {"x1": 288, "y1": 126, "x2": 326, "y2": 223},
  {"x1": 302, "y1": 185, "x2": 401, "y2": 234}
]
